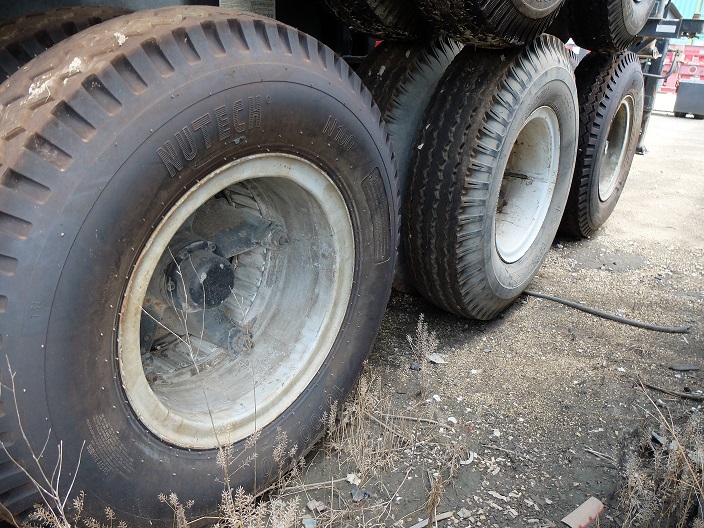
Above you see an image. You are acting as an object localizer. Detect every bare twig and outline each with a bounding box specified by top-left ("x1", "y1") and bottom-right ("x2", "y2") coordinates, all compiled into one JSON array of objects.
[
  {"x1": 380, "y1": 414, "x2": 443, "y2": 426},
  {"x1": 640, "y1": 381, "x2": 704, "y2": 402},
  {"x1": 276, "y1": 477, "x2": 348, "y2": 495},
  {"x1": 584, "y1": 447, "x2": 617, "y2": 466},
  {"x1": 365, "y1": 412, "x2": 412, "y2": 442},
  {"x1": 481, "y1": 444, "x2": 534, "y2": 461}
]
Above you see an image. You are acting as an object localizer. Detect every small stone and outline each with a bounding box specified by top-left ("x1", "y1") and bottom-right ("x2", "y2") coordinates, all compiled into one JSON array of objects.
[
  {"x1": 432, "y1": 394, "x2": 441, "y2": 402},
  {"x1": 426, "y1": 353, "x2": 447, "y2": 364},
  {"x1": 307, "y1": 500, "x2": 326, "y2": 513},
  {"x1": 457, "y1": 508, "x2": 472, "y2": 519},
  {"x1": 447, "y1": 417, "x2": 458, "y2": 424}
]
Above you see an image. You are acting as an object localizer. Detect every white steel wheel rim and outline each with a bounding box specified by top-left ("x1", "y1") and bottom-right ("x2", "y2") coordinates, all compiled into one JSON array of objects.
[
  {"x1": 598, "y1": 95, "x2": 634, "y2": 202},
  {"x1": 495, "y1": 106, "x2": 560, "y2": 264},
  {"x1": 119, "y1": 154, "x2": 354, "y2": 449}
]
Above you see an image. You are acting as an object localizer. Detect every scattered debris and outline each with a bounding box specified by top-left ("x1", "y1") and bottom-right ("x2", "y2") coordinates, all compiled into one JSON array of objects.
[
  {"x1": 306, "y1": 500, "x2": 326, "y2": 513},
  {"x1": 460, "y1": 452, "x2": 476, "y2": 465},
  {"x1": 351, "y1": 485, "x2": 371, "y2": 503},
  {"x1": 488, "y1": 490, "x2": 508, "y2": 502},
  {"x1": 432, "y1": 394, "x2": 441, "y2": 402},
  {"x1": 561, "y1": 497, "x2": 604, "y2": 528},
  {"x1": 426, "y1": 353, "x2": 447, "y2": 364},
  {"x1": 410, "y1": 362, "x2": 422, "y2": 371},
  {"x1": 447, "y1": 416, "x2": 458, "y2": 424},
  {"x1": 301, "y1": 514, "x2": 317, "y2": 528},
  {"x1": 346, "y1": 474, "x2": 361, "y2": 486},
  {"x1": 407, "y1": 511, "x2": 453, "y2": 528},
  {"x1": 470, "y1": 369, "x2": 483, "y2": 375},
  {"x1": 457, "y1": 508, "x2": 471, "y2": 519}
]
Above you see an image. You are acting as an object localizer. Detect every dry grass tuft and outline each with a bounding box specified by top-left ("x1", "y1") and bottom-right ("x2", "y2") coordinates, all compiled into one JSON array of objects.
[{"x1": 617, "y1": 396, "x2": 704, "y2": 527}]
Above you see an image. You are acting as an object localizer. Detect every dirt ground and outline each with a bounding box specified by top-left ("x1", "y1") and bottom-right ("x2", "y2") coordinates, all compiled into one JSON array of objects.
[{"x1": 288, "y1": 107, "x2": 703, "y2": 527}]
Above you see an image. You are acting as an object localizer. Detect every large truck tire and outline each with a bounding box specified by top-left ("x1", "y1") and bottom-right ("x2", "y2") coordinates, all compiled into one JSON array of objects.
[
  {"x1": 359, "y1": 37, "x2": 462, "y2": 293},
  {"x1": 0, "y1": 7, "x2": 397, "y2": 525},
  {"x1": 319, "y1": 0, "x2": 423, "y2": 40},
  {"x1": 0, "y1": 6, "x2": 130, "y2": 84},
  {"x1": 565, "y1": 0, "x2": 657, "y2": 51},
  {"x1": 560, "y1": 51, "x2": 644, "y2": 237},
  {"x1": 407, "y1": 35, "x2": 578, "y2": 320},
  {"x1": 415, "y1": 0, "x2": 566, "y2": 47}
]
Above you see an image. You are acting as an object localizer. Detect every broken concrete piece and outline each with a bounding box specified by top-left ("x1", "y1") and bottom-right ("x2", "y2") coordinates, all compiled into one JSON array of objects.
[
  {"x1": 302, "y1": 514, "x2": 317, "y2": 528},
  {"x1": 561, "y1": 497, "x2": 604, "y2": 528},
  {"x1": 457, "y1": 508, "x2": 471, "y2": 519},
  {"x1": 306, "y1": 500, "x2": 326, "y2": 513},
  {"x1": 426, "y1": 353, "x2": 447, "y2": 364},
  {"x1": 407, "y1": 511, "x2": 454, "y2": 528}
]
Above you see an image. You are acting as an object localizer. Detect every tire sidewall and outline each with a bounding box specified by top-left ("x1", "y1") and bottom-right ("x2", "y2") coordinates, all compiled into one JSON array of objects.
[
  {"x1": 484, "y1": 65, "x2": 577, "y2": 300},
  {"x1": 32, "y1": 61, "x2": 394, "y2": 520},
  {"x1": 511, "y1": 0, "x2": 565, "y2": 19},
  {"x1": 622, "y1": 0, "x2": 656, "y2": 36}
]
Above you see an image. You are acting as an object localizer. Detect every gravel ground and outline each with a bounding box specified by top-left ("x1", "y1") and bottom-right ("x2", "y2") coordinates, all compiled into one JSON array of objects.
[{"x1": 293, "y1": 109, "x2": 703, "y2": 527}]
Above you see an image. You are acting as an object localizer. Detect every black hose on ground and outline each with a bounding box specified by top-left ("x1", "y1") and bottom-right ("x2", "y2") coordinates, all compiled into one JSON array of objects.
[{"x1": 524, "y1": 290, "x2": 692, "y2": 334}]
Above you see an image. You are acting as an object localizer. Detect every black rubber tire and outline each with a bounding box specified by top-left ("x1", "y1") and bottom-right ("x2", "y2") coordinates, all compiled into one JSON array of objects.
[
  {"x1": 565, "y1": 0, "x2": 657, "y2": 52},
  {"x1": 415, "y1": 0, "x2": 566, "y2": 47},
  {"x1": 319, "y1": 0, "x2": 424, "y2": 40},
  {"x1": 0, "y1": 6, "x2": 130, "y2": 84},
  {"x1": 694, "y1": 114, "x2": 704, "y2": 120},
  {"x1": 560, "y1": 51, "x2": 644, "y2": 238},
  {"x1": 359, "y1": 37, "x2": 462, "y2": 293},
  {"x1": 407, "y1": 34, "x2": 578, "y2": 320},
  {"x1": 674, "y1": 111, "x2": 687, "y2": 118},
  {"x1": 0, "y1": 7, "x2": 397, "y2": 525}
]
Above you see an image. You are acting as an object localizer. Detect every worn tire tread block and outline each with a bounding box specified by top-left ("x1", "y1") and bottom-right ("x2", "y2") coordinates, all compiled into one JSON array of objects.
[{"x1": 0, "y1": 6, "x2": 131, "y2": 84}]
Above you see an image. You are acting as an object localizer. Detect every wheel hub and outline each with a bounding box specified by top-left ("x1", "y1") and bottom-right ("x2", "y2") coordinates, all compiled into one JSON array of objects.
[
  {"x1": 495, "y1": 106, "x2": 560, "y2": 264},
  {"x1": 168, "y1": 241, "x2": 236, "y2": 312}
]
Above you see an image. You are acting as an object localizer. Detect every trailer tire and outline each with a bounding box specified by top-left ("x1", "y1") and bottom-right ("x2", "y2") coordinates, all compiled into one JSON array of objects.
[
  {"x1": 0, "y1": 6, "x2": 130, "y2": 84},
  {"x1": 565, "y1": 0, "x2": 657, "y2": 51},
  {"x1": 560, "y1": 51, "x2": 644, "y2": 237},
  {"x1": 359, "y1": 37, "x2": 462, "y2": 293},
  {"x1": 319, "y1": 0, "x2": 423, "y2": 39},
  {"x1": 0, "y1": 7, "x2": 396, "y2": 525},
  {"x1": 407, "y1": 35, "x2": 577, "y2": 320},
  {"x1": 415, "y1": 0, "x2": 566, "y2": 47}
]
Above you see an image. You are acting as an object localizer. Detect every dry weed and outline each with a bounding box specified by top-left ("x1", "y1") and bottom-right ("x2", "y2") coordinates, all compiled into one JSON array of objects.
[
  {"x1": 618, "y1": 399, "x2": 703, "y2": 527},
  {"x1": 406, "y1": 315, "x2": 439, "y2": 398}
]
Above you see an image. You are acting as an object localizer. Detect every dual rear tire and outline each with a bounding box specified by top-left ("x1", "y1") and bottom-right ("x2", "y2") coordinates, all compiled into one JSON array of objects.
[{"x1": 0, "y1": 7, "x2": 397, "y2": 524}]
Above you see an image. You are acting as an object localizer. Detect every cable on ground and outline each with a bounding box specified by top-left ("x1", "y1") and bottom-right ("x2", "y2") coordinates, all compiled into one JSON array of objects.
[{"x1": 524, "y1": 290, "x2": 692, "y2": 334}]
